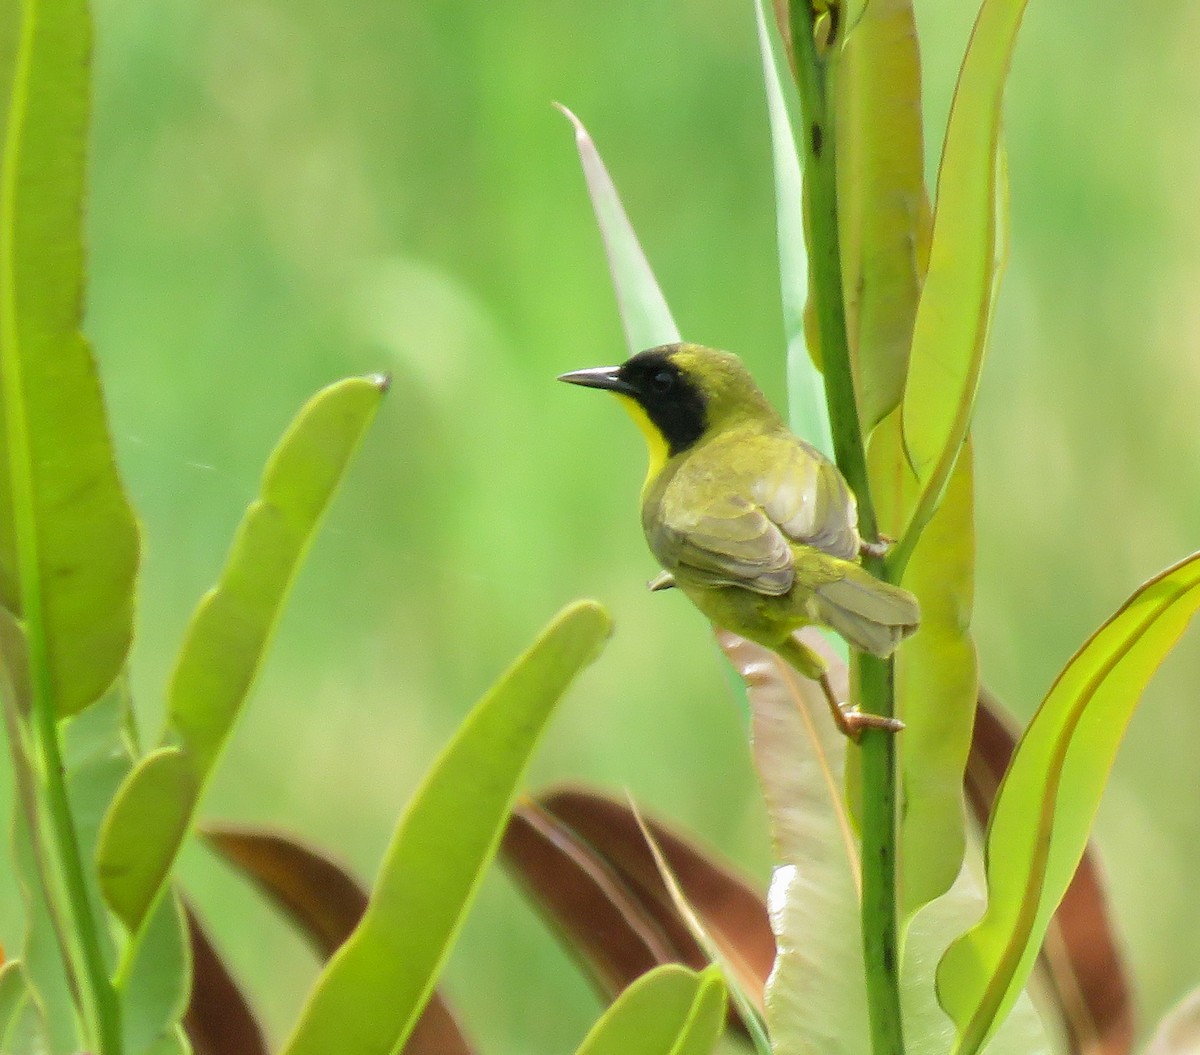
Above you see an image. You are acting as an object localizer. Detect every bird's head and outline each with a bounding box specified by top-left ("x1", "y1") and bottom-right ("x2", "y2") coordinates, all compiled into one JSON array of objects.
[{"x1": 558, "y1": 343, "x2": 778, "y2": 473}]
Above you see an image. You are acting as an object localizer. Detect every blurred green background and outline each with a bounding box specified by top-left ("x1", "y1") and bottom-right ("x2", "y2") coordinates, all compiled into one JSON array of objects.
[{"x1": 4, "y1": 0, "x2": 1200, "y2": 1049}]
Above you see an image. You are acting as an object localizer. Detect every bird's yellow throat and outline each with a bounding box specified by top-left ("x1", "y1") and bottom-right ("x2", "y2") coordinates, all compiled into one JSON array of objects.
[{"x1": 615, "y1": 393, "x2": 670, "y2": 489}]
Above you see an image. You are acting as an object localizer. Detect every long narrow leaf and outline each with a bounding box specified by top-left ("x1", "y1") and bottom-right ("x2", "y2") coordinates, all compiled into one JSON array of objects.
[
  {"x1": 834, "y1": 0, "x2": 931, "y2": 432},
  {"x1": 574, "y1": 964, "x2": 725, "y2": 1055},
  {"x1": 898, "y1": 0, "x2": 1022, "y2": 554},
  {"x1": 557, "y1": 105, "x2": 679, "y2": 355},
  {"x1": 721, "y1": 627, "x2": 868, "y2": 1055},
  {"x1": 278, "y1": 600, "x2": 611, "y2": 1055},
  {"x1": 940, "y1": 552, "x2": 1200, "y2": 1055},
  {"x1": 753, "y1": 0, "x2": 832, "y2": 457},
  {"x1": 867, "y1": 423, "x2": 978, "y2": 919},
  {"x1": 966, "y1": 694, "x2": 1134, "y2": 1055},
  {"x1": 199, "y1": 829, "x2": 475, "y2": 1055},
  {"x1": 98, "y1": 375, "x2": 387, "y2": 937},
  {"x1": 0, "y1": 0, "x2": 139, "y2": 717}
]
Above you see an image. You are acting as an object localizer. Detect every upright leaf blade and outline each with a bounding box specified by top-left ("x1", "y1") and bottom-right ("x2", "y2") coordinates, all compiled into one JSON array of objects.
[
  {"x1": 898, "y1": 0, "x2": 1022, "y2": 553},
  {"x1": 0, "y1": 0, "x2": 138, "y2": 717},
  {"x1": 834, "y1": 0, "x2": 931, "y2": 432},
  {"x1": 869, "y1": 422, "x2": 978, "y2": 919},
  {"x1": 939, "y1": 552, "x2": 1200, "y2": 1055},
  {"x1": 279, "y1": 601, "x2": 611, "y2": 1055},
  {"x1": 557, "y1": 105, "x2": 679, "y2": 355},
  {"x1": 98, "y1": 375, "x2": 387, "y2": 935}
]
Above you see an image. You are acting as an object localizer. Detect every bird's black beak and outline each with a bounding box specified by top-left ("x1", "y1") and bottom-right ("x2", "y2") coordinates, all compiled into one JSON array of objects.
[{"x1": 557, "y1": 366, "x2": 635, "y2": 395}]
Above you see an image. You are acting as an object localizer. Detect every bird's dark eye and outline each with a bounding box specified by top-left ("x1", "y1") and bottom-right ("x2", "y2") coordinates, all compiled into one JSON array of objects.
[{"x1": 650, "y1": 369, "x2": 675, "y2": 394}]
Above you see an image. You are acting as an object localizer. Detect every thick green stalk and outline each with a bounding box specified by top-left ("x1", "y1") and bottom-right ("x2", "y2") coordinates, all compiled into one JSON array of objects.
[
  {"x1": 786, "y1": 4, "x2": 904, "y2": 1054},
  {"x1": 1, "y1": 12, "x2": 123, "y2": 1050}
]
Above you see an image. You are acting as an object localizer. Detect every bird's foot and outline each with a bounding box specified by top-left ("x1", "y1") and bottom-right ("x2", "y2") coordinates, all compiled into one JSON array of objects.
[
  {"x1": 647, "y1": 571, "x2": 677, "y2": 592},
  {"x1": 836, "y1": 706, "x2": 905, "y2": 742},
  {"x1": 859, "y1": 534, "x2": 896, "y2": 560},
  {"x1": 818, "y1": 671, "x2": 904, "y2": 741}
]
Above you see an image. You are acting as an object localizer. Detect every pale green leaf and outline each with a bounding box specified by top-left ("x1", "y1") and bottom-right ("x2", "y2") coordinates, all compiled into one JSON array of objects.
[
  {"x1": 121, "y1": 893, "x2": 190, "y2": 1055},
  {"x1": 279, "y1": 601, "x2": 611, "y2": 1055},
  {"x1": 0, "y1": 0, "x2": 139, "y2": 716},
  {"x1": 869, "y1": 420, "x2": 978, "y2": 920},
  {"x1": 557, "y1": 104, "x2": 679, "y2": 355},
  {"x1": 901, "y1": 849, "x2": 1051, "y2": 1055},
  {"x1": 834, "y1": 0, "x2": 930, "y2": 431},
  {"x1": 98, "y1": 375, "x2": 386, "y2": 936},
  {"x1": 753, "y1": 0, "x2": 832, "y2": 458},
  {"x1": 939, "y1": 551, "x2": 1200, "y2": 1055},
  {"x1": 574, "y1": 965, "x2": 724, "y2": 1055},
  {"x1": 899, "y1": 0, "x2": 1023, "y2": 554},
  {"x1": 721, "y1": 628, "x2": 867, "y2": 1055}
]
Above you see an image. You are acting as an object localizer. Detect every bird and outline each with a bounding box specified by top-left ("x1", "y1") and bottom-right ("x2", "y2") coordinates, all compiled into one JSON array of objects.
[{"x1": 558, "y1": 342, "x2": 919, "y2": 738}]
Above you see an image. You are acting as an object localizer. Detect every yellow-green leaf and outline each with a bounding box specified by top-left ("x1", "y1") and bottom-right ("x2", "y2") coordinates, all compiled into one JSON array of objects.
[
  {"x1": 0, "y1": 0, "x2": 138, "y2": 716},
  {"x1": 279, "y1": 601, "x2": 611, "y2": 1055},
  {"x1": 939, "y1": 551, "x2": 1200, "y2": 1055},
  {"x1": 834, "y1": 0, "x2": 931, "y2": 431},
  {"x1": 575, "y1": 964, "x2": 725, "y2": 1055},
  {"x1": 98, "y1": 376, "x2": 386, "y2": 936},
  {"x1": 870, "y1": 418, "x2": 978, "y2": 919},
  {"x1": 899, "y1": 0, "x2": 1023, "y2": 554}
]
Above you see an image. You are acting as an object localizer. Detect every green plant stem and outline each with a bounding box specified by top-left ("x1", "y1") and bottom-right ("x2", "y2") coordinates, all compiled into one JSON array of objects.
[{"x1": 786, "y1": 4, "x2": 904, "y2": 1054}]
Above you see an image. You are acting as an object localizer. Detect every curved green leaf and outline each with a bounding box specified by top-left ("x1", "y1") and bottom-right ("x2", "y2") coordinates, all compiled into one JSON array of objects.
[
  {"x1": 279, "y1": 600, "x2": 611, "y2": 1055},
  {"x1": 868, "y1": 422, "x2": 978, "y2": 920},
  {"x1": 898, "y1": 0, "x2": 1023, "y2": 558},
  {"x1": 556, "y1": 105, "x2": 679, "y2": 355},
  {"x1": 939, "y1": 551, "x2": 1200, "y2": 1055},
  {"x1": 98, "y1": 375, "x2": 387, "y2": 936},
  {"x1": 753, "y1": 0, "x2": 832, "y2": 458},
  {"x1": 0, "y1": 0, "x2": 138, "y2": 717},
  {"x1": 575, "y1": 964, "x2": 725, "y2": 1055}
]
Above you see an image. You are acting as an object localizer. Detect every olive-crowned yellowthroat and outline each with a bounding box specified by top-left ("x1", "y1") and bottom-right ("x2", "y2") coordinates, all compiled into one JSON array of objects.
[{"x1": 559, "y1": 342, "x2": 919, "y2": 737}]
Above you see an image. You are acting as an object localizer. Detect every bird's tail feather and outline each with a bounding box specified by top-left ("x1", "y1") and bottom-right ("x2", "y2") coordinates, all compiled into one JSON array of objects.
[{"x1": 813, "y1": 565, "x2": 920, "y2": 657}]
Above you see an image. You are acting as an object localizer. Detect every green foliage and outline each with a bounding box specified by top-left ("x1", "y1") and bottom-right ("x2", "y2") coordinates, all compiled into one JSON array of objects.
[
  {"x1": 940, "y1": 552, "x2": 1200, "y2": 1055},
  {"x1": 279, "y1": 600, "x2": 610, "y2": 1055},
  {"x1": 572, "y1": 964, "x2": 726, "y2": 1055},
  {"x1": 98, "y1": 375, "x2": 386, "y2": 938}
]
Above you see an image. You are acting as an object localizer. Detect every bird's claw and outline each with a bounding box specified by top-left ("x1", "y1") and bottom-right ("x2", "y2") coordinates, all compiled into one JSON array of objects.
[
  {"x1": 838, "y1": 707, "x2": 904, "y2": 742},
  {"x1": 647, "y1": 571, "x2": 677, "y2": 592}
]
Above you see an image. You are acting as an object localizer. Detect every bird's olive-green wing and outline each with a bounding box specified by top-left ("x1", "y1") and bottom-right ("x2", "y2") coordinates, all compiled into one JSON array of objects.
[
  {"x1": 750, "y1": 439, "x2": 860, "y2": 562},
  {"x1": 651, "y1": 436, "x2": 861, "y2": 595}
]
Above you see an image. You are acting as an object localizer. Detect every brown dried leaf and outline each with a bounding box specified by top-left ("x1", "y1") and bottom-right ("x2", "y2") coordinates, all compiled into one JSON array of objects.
[
  {"x1": 536, "y1": 787, "x2": 774, "y2": 1011},
  {"x1": 183, "y1": 904, "x2": 267, "y2": 1055},
  {"x1": 501, "y1": 799, "x2": 679, "y2": 997}
]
